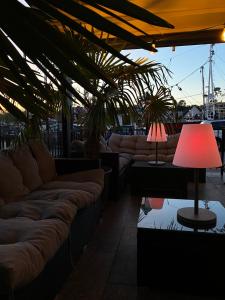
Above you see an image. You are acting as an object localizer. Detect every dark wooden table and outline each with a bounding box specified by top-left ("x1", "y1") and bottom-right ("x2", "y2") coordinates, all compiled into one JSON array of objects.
[
  {"x1": 129, "y1": 161, "x2": 190, "y2": 199},
  {"x1": 137, "y1": 197, "x2": 225, "y2": 295}
]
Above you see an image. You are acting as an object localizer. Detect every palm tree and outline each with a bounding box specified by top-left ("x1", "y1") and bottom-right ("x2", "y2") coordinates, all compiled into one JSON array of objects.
[
  {"x1": 0, "y1": 0, "x2": 174, "y2": 124},
  {"x1": 142, "y1": 86, "x2": 175, "y2": 131},
  {"x1": 69, "y1": 34, "x2": 170, "y2": 157}
]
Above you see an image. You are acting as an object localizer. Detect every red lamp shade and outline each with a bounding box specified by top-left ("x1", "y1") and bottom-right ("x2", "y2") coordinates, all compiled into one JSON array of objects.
[
  {"x1": 147, "y1": 123, "x2": 167, "y2": 142},
  {"x1": 173, "y1": 124, "x2": 222, "y2": 168},
  {"x1": 148, "y1": 197, "x2": 164, "y2": 209}
]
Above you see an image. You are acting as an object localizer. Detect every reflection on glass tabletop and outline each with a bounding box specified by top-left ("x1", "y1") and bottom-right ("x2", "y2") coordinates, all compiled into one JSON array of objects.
[{"x1": 138, "y1": 197, "x2": 225, "y2": 234}]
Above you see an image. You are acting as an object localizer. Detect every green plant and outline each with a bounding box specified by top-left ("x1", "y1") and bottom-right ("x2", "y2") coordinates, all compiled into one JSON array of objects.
[
  {"x1": 69, "y1": 34, "x2": 170, "y2": 157},
  {"x1": 142, "y1": 86, "x2": 175, "y2": 128}
]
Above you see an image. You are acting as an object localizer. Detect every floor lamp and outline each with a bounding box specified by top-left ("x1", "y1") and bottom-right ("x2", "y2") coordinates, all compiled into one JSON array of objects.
[
  {"x1": 147, "y1": 122, "x2": 167, "y2": 165},
  {"x1": 173, "y1": 124, "x2": 222, "y2": 228}
]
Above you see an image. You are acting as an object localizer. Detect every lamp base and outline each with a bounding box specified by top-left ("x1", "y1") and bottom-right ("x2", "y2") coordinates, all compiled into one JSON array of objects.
[
  {"x1": 148, "y1": 161, "x2": 166, "y2": 166},
  {"x1": 177, "y1": 207, "x2": 216, "y2": 229}
]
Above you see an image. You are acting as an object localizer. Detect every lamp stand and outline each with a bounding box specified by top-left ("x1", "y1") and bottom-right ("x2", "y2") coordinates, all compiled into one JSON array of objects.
[
  {"x1": 177, "y1": 168, "x2": 217, "y2": 228},
  {"x1": 148, "y1": 142, "x2": 166, "y2": 166}
]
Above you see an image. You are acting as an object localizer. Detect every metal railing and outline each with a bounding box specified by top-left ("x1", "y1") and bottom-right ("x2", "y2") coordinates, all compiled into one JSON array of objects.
[{"x1": 0, "y1": 126, "x2": 146, "y2": 156}]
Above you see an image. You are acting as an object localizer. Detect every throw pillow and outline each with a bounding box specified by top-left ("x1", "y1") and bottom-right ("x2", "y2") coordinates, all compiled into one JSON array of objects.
[
  {"x1": 71, "y1": 139, "x2": 85, "y2": 153},
  {"x1": 0, "y1": 153, "x2": 29, "y2": 201},
  {"x1": 29, "y1": 139, "x2": 57, "y2": 183},
  {"x1": 9, "y1": 144, "x2": 43, "y2": 191},
  {"x1": 100, "y1": 135, "x2": 112, "y2": 153}
]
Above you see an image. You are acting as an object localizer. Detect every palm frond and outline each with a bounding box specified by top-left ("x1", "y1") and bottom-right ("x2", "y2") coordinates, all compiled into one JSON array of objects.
[
  {"x1": 143, "y1": 86, "x2": 174, "y2": 125},
  {"x1": 0, "y1": 0, "x2": 173, "y2": 123}
]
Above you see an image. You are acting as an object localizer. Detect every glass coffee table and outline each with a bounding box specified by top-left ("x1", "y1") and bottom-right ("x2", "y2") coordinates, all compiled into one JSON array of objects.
[{"x1": 137, "y1": 197, "x2": 225, "y2": 295}]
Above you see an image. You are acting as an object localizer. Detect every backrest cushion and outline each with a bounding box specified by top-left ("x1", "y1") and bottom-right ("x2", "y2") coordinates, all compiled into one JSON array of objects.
[
  {"x1": 99, "y1": 136, "x2": 112, "y2": 153},
  {"x1": 166, "y1": 133, "x2": 180, "y2": 155},
  {"x1": 0, "y1": 153, "x2": 29, "y2": 201},
  {"x1": 109, "y1": 133, "x2": 180, "y2": 157},
  {"x1": 108, "y1": 133, "x2": 137, "y2": 154},
  {"x1": 29, "y1": 140, "x2": 57, "y2": 183},
  {"x1": 9, "y1": 144, "x2": 43, "y2": 191},
  {"x1": 71, "y1": 139, "x2": 85, "y2": 153}
]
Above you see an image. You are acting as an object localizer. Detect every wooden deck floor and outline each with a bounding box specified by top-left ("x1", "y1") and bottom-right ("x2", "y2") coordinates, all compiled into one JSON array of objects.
[{"x1": 56, "y1": 169, "x2": 225, "y2": 300}]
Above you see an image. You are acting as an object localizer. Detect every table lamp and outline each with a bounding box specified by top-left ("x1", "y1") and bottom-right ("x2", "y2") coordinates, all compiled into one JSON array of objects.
[
  {"x1": 173, "y1": 124, "x2": 222, "y2": 227},
  {"x1": 147, "y1": 122, "x2": 167, "y2": 165}
]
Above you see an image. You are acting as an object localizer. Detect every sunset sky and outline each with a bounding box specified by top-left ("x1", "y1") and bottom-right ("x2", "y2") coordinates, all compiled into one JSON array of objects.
[{"x1": 123, "y1": 43, "x2": 225, "y2": 106}]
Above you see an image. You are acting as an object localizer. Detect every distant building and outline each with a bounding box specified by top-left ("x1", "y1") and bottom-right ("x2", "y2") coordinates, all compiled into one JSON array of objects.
[
  {"x1": 205, "y1": 102, "x2": 225, "y2": 120},
  {"x1": 183, "y1": 105, "x2": 202, "y2": 121}
]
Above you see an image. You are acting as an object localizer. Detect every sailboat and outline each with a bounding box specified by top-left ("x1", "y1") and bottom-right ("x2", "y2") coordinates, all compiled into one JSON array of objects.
[{"x1": 201, "y1": 44, "x2": 225, "y2": 120}]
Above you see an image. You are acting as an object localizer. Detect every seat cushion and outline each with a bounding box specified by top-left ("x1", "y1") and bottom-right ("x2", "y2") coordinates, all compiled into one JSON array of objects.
[
  {"x1": 133, "y1": 154, "x2": 173, "y2": 162},
  {"x1": 29, "y1": 139, "x2": 57, "y2": 183},
  {"x1": 56, "y1": 169, "x2": 104, "y2": 187},
  {"x1": 24, "y1": 189, "x2": 95, "y2": 209},
  {"x1": 0, "y1": 217, "x2": 69, "y2": 290},
  {"x1": 41, "y1": 181, "x2": 102, "y2": 201},
  {"x1": 0, "y1": 198, "x2": 78, "y2": 225},
  {"x1": 9, "y1": 144, "x2": 43, "y2": 191},
  {"x1": 0, "y1": 153, "x2": 29, "y2": 202}
]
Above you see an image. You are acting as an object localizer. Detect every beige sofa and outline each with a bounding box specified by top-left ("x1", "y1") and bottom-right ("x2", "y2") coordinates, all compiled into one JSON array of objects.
[
  {"x1": 108, "y1": 132, "x2": 180, "y2": 167},
  {"x1": 0, "y1": 140, "x2": 104, "y2": 300},
  {"x1": 100, "y1": 133, "x2": 179, "y2": 197},
  {"x1": 100, "y1": 133, "x2": 206, "y2": 198}
]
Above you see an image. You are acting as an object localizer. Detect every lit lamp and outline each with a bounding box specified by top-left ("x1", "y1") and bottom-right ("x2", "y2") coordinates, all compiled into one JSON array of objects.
[
  {"x1": 147, "y1": 122, "x2": 167, "y2": 165},
  {"x1": 173, "y1": 124, "x2": 222, "y2": 227}
]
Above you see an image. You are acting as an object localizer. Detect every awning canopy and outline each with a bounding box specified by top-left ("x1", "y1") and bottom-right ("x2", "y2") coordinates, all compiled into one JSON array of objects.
[{"x1": 79, "y1": 0, "x2": 225, "y2": 49}]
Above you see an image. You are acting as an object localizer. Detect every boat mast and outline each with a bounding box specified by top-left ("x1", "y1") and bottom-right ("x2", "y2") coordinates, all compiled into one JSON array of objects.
[
  {"x1": 207, "y1": 44, "x2": 215, "y2": 120},
  {"x1": 200, "y1": 65, "x2": 205, "y2": 119}
]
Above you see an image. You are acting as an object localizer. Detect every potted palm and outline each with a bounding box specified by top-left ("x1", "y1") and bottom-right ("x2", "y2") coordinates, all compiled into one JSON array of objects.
[
  {"x1": 69, "y1": 34, "x2": 170, "y2": 158},
  {"x1": 142, "y1": 86, "x2": 175, "y2": 129}
]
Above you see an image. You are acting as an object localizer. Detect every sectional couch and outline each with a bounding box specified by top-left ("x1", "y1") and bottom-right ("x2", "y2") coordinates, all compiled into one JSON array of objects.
[
  {"x1": 100, "y1": 133, "x2": 206, "y2": 198},
  {"x1": 0, "y1": 140, "x2": 105, "y2": 300}
]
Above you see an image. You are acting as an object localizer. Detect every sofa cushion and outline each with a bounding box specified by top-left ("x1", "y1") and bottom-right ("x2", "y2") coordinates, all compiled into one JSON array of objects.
[
  {"x1": 56, "y1": 169, "x2": 104, "y2": 187},
  {"x1": 29, "y1": 139, "x2": 57, "y2": 183},
  {"x1": 71, "y1": 139, "x2": 85, "y2": 153},
  {"x1": 109, "y1": 133, "x2": 180, "y2": 160},
  {"x1": 24, "y1": 189, "x2": 95, "y2": 209},
  {"x1": 133, "y1": 154, "x2": 173, "y2": 162},
  {"x1": 99, "y1": 136, "x2": 112, "y2": 153},
  {"x1": 9, "y1": 144, "x2": 43, "y2": 191},
  {"x1": 166, "y1": 133, "x2": 180, "y2": 155},
  {"x1": 0, "y1": 153, "x2": 29, "y2": 202},
  {"x1": 109, "y1": 133, "x2": 136, "y2": 154},
  {"x1": 0, "y1": 217, "x2": 69, "y2": 290},
  {"x1": 119, "y1": 156, "x2": 131, "y2": 173},
  {"x1": 41, "y1": 181, "x2": 102, "y2": 201},
  {"x1": 119, "y1": 153, "x2": 133, "y2": 161},
  {"x1": 0, "y1": 199, "x2": 78, "y2": 225}
]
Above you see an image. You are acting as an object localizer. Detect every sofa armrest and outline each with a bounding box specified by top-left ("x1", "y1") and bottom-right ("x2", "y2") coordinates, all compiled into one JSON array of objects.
[
  {"x1": 100, "y1": 152, "x2": 119, "y2": 174},
  {"x1": 54, "y1": 158, "x2": 100, "y2": 175},
  {"x1": 99, "y1": 152, "x2": 120, "y2": 199}
]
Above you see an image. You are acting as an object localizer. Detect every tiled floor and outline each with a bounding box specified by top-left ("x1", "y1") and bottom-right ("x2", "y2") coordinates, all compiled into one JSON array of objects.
[{"x1": 56, "y1": 169, "x2": 225, "y2": 300}]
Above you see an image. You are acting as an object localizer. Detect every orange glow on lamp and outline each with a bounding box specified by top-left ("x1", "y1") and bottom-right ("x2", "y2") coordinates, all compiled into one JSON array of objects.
[
  {"x1": 147, "y1": 123, "x2": 167, "y2": 165},
  {"x1": 173, "y1": 124, "x2": 222, "y2": 227},
  {"x1": 221, "y1": 25, "x2": 225, "y2": 42}
]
